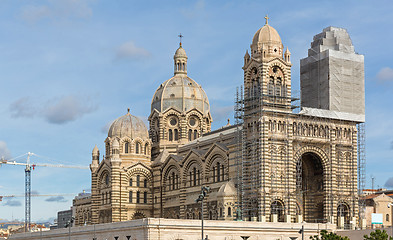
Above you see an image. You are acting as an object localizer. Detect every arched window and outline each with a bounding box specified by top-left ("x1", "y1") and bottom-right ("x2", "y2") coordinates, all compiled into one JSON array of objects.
[
  {"x1": 188, "y1": 129, "x2": 192, "y2": 141},
  {"x1": 136, "y1": 191, "x2": 140, "y2": 203},
  {"x1": 217, "y1": 162, "x2": 221, "y2": 182},
  {"x1": 221, "y1": 164, "x2": 224, "y2": 181},
  {"x1": 220, "y1": 208, "x2": 223, "y2": 217},
  {"x1": 387, "y1": 214, "x2": 390, "y2": 222},
  {"x1": 174, "y1": 129, "x2": 179, "y2": 141},
  {"x1": 169, "y1": 129, "x2": 173, "y2": 141},
  {"x1": 197, "y1": 170, "x2": 200, "y2": 185},
  {"x1": 144, "y1": 179, "x2": 147, "y2": 188},
  {"x1": 129, "y1": 191, "x2": 133, "y2": 203},
  {"x1": 125, "y1": 142, "x2": 129, "y2": 153},
  {"x1": 213, "y1": 167, "x2": 216, "y2": 182},
  {"x1": 193, "y1": 167, "x2": 197, "y2": 186},
  {"x1": 143, "y1": 192, "x2": 147, "y2": 204},
  {"x1": 172, "y1": 172, "x2": 175, "y2": 190},
  {"x1": 194, "y1": 130, "x2": 197, "y2": 140},
  {"x1": 137, "y1": 175, "x2": 140, "y2": 187},
  {"x1": 144, "y1": 143, "x2": 148, "y2": 155},
  {"x1": 275, "y1": 79, "x2": 281, "y2": 96},
  {"x1": 129, "y1": 178, "x2": 133, "y2": 186},
  {"x1": 136, "y1": 142, "x2": 141, "y2": 154},
  {"x1": 228, "y1": 207, "x2": 232, "y2": 217},
  {"x1": 268, "y1": 78, "x2": 274, "y2": 96}
]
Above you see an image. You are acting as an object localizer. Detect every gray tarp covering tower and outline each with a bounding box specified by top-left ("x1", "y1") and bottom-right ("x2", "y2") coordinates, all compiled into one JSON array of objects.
[{"x1": 300, "y1": 26, "x2": 365, "y2": 121}]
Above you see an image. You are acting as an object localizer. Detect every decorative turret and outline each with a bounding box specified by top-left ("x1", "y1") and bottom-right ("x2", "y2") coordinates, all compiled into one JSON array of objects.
[
  {"x1": 284, "y1": 47, "x2": 291, "y2": 63},
  {"x1": 244, "y1": 50, "x2": 250, "y2": 66},
  {"x1": 90, "y1": 145, "x2": 100, "y2": 172}
]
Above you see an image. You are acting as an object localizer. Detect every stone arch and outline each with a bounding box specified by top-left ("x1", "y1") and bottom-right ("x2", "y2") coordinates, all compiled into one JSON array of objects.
[
  {"x1": 131, "y1": 211, "x2": 146, "y2": 220},
  {"x1": 182, "y1": 158, "x2": 203, "y2": 187},
  {"x1": 294, "y1": 146, "x2": 329, "y2": 223}
]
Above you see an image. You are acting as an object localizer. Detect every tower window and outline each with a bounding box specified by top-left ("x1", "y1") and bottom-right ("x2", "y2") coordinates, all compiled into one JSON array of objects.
[
  {"x1": 136, "y1": 191, "x2": 140, "y2": 204},
  {"x1": 130, "y1": 178, "x2": 133, "y2": 186},
  {"x1": 194, "y1": 130, "x2": 198, "y2": 140},
  {"x1": 144, "y1": 143, "x2": 148, "y2": 154},
  {"x1": 125, "y1": 142, "x2": 129, "y2": 153},
  {"x1": 137, "y1": 175, "x2": 140, "y2": 187},
  {"x1": 169, "y1": 129, "x2": 173, "y2": 141},
  {"x1": 136, "y1": 142, "x2": 141, "y2": 154},
  {"x1": 174, "y1": 129, "x2": 179, "y2": 141},
  {"x1": 144, "y1": 192, "x2": 147, "y2": 204},
  {"x1": 144, "y1": 179, "x2": 147, "y2": 188},
  {"x1": 228, "y1": 207, "x2": 232, "y2": 217},
  {"x1": 129, "y1": 191, "x2": 133, "y2": 203},
  {"x1": 188, "y1": 129, "x2": 192, "y2": 141}
]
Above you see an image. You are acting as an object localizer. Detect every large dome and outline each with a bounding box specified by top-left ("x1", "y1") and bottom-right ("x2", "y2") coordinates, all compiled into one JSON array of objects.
[
  {"x1": 108, "y1": 110, "x2": 148, "y2": 140},
  {"x1": 151, "y1": 75, "x2": 210, "y2": 115}
]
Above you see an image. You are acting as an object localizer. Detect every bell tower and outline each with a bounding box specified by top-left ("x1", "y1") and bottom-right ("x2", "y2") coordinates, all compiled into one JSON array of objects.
[{"x1": 243, "y1": 17, "x2": 292, "y2": 117}]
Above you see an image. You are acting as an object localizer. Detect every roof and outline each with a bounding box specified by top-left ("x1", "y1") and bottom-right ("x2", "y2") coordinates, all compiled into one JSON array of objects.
[
  {"x1": 299, "y1": 107, "x2": 365, "y2": 123},
  {"x1": 107, "y1": 111, "x2": 149, "y2": 140}
]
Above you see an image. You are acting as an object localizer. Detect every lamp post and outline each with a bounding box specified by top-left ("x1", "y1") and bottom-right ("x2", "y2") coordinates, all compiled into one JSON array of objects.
[
  {"x1": 65, "y1": 216, "x2": 75, "y2": 240},
  {"x1": 196, "y1": 186, "x2": 210, "y2": 240},
  {"x1": 388, "y1": 203, "x2": 393, "y2": 239}
]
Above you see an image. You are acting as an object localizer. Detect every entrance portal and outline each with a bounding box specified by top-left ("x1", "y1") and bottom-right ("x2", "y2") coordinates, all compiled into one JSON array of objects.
[{"x1": 296, "y1": 152, "x2": 324, "y2": 223}]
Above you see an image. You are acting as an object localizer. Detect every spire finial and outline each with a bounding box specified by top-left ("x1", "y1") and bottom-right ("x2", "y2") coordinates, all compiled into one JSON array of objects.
[
  {"x1": 178, "y1": 33, "x2": 183, "y2": 47},
  {"x1": 127, "y1": 108, "x2": 130, "y2": 113},
  {"x1": 264, "y1": 15, "x2": 269, "y2": 25}
]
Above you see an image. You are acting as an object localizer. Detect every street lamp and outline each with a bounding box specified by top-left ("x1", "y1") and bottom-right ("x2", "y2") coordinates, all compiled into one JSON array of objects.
[
  {"x1": 65, "y1": 216, "x2": 75, "y2": 240},
  {"x1": 196, "y1": 186, "x2": 210, "y2": 240},
  {"x1": 387, "y1": 203, "x2": 393, "y2": 238}
]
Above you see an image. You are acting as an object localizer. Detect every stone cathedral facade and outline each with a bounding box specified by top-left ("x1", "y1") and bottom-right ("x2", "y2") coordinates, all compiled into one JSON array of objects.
[{"x1": 74, "y1": 20, "x2": 365, "y2": 228}]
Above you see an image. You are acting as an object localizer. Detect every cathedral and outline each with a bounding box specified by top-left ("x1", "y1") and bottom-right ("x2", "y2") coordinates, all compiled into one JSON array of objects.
[{"x1": 73, "y1": 19, "x2": 365, "y2": 228}]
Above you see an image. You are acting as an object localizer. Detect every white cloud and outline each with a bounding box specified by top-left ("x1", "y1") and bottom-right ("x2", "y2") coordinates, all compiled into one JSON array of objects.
[
  {"x1": 20, "y1": 0, "x2": 93, "y2": 23},
  {"x1": 9, "y1": 97, "x2": 36, "y2": 118},
  {"x1": 115, "y1": 41, "x2": 151, "y2": 60},
  {"x1": 9, "y1": 95, "x2": 98, "y2": 124},
  {"x1": 376, "y1": 67, "x2": 393, "y2": 82},
  {"x1": 43, "y1": 95, "x2": 98, "y2": 124},
  {"x1": 0, "y1": 141, "x2": 11, "y2": 159}
]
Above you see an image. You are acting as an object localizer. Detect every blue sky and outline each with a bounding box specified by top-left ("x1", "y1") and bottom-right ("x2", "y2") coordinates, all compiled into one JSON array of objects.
[{"x1": 0, "y1": 0, "x2": 392, "y2": 222}]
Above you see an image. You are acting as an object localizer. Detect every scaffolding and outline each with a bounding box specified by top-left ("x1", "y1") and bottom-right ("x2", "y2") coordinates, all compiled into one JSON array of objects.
[{"x1": 357, "y1": 122, "x2": 366, "y2": 219}]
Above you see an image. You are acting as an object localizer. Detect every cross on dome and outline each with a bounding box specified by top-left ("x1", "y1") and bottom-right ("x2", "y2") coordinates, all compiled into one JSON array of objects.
[
  {"x1": 264, "y1": 15, "x2": 269, "y2": 25},
  {"x1": 178, "y1": 33, "x2": 183, "y2": 46}
]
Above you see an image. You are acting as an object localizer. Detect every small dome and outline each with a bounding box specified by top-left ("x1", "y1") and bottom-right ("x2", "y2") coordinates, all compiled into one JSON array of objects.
[
  {"x1": 174, "y1": 46, "x2": 187, "y2": 58},
  {"x1": 108, "y1": 110, "x2": 148, "y2": 140},
  {"x1": 217, "y1": 180, "x2": 236, "y2": 197},
  {"x1": 151, "y1": 76, "x2": 210, "y2": 115},
  {"x1": 252, "y1": 24, "x2": 282, "y2": 47}
]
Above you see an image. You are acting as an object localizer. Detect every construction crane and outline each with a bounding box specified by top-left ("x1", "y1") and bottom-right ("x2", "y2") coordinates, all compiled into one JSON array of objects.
[{"x1": 0, "y1": 152, "x2": 89, "y2": 232}]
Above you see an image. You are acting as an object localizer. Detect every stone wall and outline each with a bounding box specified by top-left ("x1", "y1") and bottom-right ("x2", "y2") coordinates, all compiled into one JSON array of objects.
[{"x1": 9, "y1": 218, "x2": 336, "y2": 240}]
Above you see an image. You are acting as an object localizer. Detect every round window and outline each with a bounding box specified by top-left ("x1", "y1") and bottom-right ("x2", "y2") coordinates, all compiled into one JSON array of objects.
[
  {"x1": 170, "y1": 118, "x2": 177, "y2": 126},
  {"x1": 189, "y1": 118, "x2": 196, "y2": 126}
]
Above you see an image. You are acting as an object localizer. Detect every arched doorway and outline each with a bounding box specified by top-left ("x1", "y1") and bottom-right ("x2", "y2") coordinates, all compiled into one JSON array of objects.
[
  {"x1": 337, "y1": 203, "x2": 350, "y2": 227},
  {"x1": 296, "y1": 152, "x2": 325, "y2": 223},
  {"x1": 271, "y1": 200, "x2": 285, "y2": 222}
]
